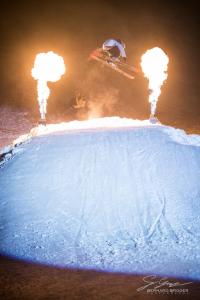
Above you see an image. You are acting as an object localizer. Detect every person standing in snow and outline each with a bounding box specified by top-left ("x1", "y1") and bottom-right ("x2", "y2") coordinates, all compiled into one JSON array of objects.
[{"x1": 101, "y1": 38, "x2": 127, "y2": 63}]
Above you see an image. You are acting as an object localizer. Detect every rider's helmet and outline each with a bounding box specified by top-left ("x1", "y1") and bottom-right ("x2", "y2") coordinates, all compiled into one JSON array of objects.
[{"x1": 115, "y1": 39, "x2": 126, "y2": 49}]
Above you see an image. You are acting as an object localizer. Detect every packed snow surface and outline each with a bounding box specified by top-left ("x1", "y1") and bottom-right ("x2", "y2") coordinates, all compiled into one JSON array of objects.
[{"x1": 0, "y1": 117, "x2": 200, "y2": 280}]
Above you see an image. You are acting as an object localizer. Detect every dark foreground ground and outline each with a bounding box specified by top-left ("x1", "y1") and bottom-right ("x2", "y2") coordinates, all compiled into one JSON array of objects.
[
  {"x1": 1, "y1": 104, "x2": 200, "y2": 299},
  {"x1": 0, "y1": 254, "x2": 200, "y2": 300}
]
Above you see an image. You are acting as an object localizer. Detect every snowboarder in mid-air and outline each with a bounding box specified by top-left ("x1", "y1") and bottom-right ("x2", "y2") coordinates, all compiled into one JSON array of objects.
[{"x1": 90, "y1": 38, "x2": 139, "y2": 79}]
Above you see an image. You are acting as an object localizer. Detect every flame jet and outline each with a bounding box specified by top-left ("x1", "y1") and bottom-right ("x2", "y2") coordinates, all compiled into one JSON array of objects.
[
  {"x1": 32, "y1": 51, "x2": 66, "y2": 122},
  {"x1": 141, "y1": 47, "x2": 169, "y2": 118}
]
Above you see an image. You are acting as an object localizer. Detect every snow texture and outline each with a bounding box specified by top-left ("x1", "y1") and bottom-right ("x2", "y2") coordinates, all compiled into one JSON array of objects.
[{"x1": 0, "y1": 117, "x2": 200, "y2": 280}]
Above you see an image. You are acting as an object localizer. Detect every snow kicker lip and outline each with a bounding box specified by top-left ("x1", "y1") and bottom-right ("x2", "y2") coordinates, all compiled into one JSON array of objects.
[
  {"x1": 29, "y1": 117, "x2": 162, "y2": 137},
  {"x1": 2, "y1": 115, "x2": 200, "y2": 168},
  {"x1": 0, "y1": 117, "x2": 160, "y2": 166}
]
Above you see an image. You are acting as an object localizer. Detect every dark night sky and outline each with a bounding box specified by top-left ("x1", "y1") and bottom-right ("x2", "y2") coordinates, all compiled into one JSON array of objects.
[{"x1": 0, "y1": 0, "x2": 199, "y2": 121}]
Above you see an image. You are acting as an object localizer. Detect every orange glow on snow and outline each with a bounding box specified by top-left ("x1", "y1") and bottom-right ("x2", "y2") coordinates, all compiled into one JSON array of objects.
[{"x1": 30, "y1": 117, "x2": 160, "y2": 137}]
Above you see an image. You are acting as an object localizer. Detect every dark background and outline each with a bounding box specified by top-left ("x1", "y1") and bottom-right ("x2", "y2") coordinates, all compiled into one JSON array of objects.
[{"x1": 0, "y1": 0, "x2": 199, "y2": 125}]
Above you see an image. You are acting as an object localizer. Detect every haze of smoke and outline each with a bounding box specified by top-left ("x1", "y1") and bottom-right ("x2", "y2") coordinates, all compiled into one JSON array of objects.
[
  {"x1": 88, "y1": 87, "x2": 119, "y2": 119},
  {"x1": 78, "y1": 66, "x2": 119, "y2": 119}
]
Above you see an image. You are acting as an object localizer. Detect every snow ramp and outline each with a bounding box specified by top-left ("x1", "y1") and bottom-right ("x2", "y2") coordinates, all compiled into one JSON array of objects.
[{"x1": 0, "y1": 117, "x2": 200, "y2": 280}]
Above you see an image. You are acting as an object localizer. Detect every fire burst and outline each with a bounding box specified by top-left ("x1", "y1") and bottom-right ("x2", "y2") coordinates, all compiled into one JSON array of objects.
[
  {"x1": 32, "y1": 51, "x2": 66, "y2": 121},
  {"x1": 141, "y1": 47, "x2": 169, "y2": 117}
]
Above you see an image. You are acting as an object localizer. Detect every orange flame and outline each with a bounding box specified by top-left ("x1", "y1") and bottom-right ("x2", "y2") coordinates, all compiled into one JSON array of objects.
[
  {"x1": 141, "y1": 47, "x2": 169, "y2": 117},
  {"x1": 32, "y1": 51, "x2": 66, "y2": 120}
]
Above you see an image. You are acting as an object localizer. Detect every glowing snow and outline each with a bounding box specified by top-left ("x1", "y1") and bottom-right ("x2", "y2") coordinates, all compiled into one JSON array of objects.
[{"x1": 30, "y1": 117, "x2": 159, "y2": 137}]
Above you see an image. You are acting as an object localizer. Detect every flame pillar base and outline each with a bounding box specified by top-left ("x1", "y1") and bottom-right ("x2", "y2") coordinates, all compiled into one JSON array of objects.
[{"x1": 39, "y1": 98, "x2": 47, "y2": 120}]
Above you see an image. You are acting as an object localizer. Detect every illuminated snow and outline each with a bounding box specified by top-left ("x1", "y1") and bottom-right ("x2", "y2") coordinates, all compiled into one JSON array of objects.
[
  {"x1": 31, "y1": 117, "x2": 159, "y2": 136},
  {"x1": 0, "y1": 117, "x2": 200, "y2": 280}
]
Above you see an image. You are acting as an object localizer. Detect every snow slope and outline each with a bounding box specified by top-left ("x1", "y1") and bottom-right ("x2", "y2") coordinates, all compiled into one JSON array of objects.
[{"x1": 0, "y1": 117, "x2": 200, "y2": 280}]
